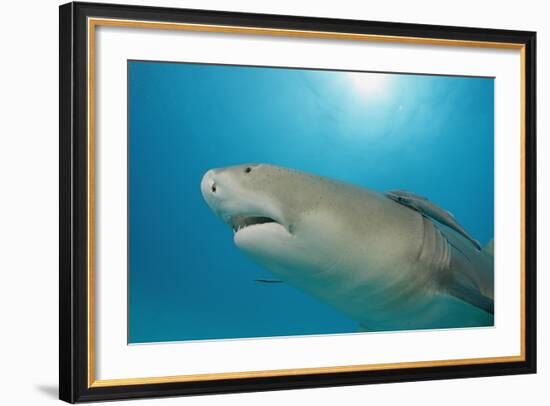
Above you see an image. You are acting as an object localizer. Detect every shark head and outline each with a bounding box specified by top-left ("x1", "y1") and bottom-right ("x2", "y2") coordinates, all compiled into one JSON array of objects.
[
  {"x1": 201, "y1": 163, "x2": 288, "y2": 232},
  {"x1": 200, "y1": 163, "x2": 352, "y2": 281},
  {"x1": 201, "y1": 164, "x2": 297, "y2": 247}
]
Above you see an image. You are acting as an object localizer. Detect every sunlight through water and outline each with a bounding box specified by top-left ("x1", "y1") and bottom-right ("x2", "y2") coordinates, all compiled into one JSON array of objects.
[{"x1": 346, "y1": 72, "x2": 391, "y2": 98}]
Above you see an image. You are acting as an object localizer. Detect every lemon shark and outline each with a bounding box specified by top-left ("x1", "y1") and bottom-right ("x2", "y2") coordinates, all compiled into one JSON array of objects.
[{"x1": 200, "y1": 163, "x2": 494, "y2": 331}]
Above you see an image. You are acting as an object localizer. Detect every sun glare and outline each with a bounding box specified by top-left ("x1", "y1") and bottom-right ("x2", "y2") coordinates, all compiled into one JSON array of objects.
[{"x1": 347, "y1": 72, "x2": 389, "y2": 97}]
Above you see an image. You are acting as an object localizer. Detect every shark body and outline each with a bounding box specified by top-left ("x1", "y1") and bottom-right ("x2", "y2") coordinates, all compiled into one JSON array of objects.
[{"x1": 200, "y1": 164, "x2": 494, "y2": 331}]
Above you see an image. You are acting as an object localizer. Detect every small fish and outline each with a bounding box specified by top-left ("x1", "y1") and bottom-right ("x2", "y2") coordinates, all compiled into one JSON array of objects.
[{"x1": 255, "y1": 279, "x2": 284, "y2": 284}]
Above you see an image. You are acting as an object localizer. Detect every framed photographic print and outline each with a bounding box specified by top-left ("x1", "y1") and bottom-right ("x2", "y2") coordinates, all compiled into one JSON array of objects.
[{"x1": 59, "y1": 1, "x2": 537, "y2": 403}]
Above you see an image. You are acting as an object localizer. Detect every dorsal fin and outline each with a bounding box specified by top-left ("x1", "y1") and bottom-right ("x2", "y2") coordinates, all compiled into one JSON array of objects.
[{"x1": 385, "y1": 190, "x2": 481, "y2": 251}]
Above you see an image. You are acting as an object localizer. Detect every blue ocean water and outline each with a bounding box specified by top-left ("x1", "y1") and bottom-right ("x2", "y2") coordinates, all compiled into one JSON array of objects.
[{"x1": 128, "y1": 61, "x2": 494, "y2": 344}]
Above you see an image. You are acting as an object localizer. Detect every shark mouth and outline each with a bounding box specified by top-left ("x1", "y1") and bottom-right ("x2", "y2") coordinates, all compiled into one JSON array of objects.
[{"x1": 230, "y1": 215, "x2": 279, "y2": 234}]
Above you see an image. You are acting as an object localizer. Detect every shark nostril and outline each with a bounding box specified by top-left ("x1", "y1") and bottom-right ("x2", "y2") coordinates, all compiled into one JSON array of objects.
[{"x1": 211, "y1": 184, "x2": 217, "y2": 193}]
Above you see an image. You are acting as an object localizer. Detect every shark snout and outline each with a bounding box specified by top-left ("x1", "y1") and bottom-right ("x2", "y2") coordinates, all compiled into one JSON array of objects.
[
  {"x1": 200, "y1": 169, "x2": 225, "y2": 216},
  {"x1": 200, "y1": 168, "x2": 238, "y2": 223},
  {"x1": 201, "y1": 169, "x2": 217, "y2": 197}
]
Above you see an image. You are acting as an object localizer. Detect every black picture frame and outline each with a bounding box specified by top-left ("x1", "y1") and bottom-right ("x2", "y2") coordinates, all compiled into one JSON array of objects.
[{"x1": 59, "y1": 1, "x2": 537, "y2": 403}]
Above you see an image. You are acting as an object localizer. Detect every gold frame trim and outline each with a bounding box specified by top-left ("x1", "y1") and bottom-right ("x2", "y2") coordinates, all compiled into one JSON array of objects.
[{"x1": 87, "y1": 17, "x2": 527, "y2": 388}]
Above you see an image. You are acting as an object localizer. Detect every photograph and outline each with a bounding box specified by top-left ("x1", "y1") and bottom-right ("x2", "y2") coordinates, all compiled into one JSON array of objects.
[{"x1": 128, "y1": 61, "x2": 495, "y2": 343}]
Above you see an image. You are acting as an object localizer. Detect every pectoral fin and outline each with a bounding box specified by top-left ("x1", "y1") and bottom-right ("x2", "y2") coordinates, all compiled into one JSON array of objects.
[{"x1": 447, "y1": 281, "x2": 494, "y2": 315}]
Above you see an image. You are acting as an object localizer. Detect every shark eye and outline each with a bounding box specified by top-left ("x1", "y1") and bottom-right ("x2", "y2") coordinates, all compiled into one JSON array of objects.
[
  {"x1": 245, "y1": 167, "x2": 252, "y2": 173},
  {"x1": 211, "y1": 184, "x2": 217, "y2": 192}
]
